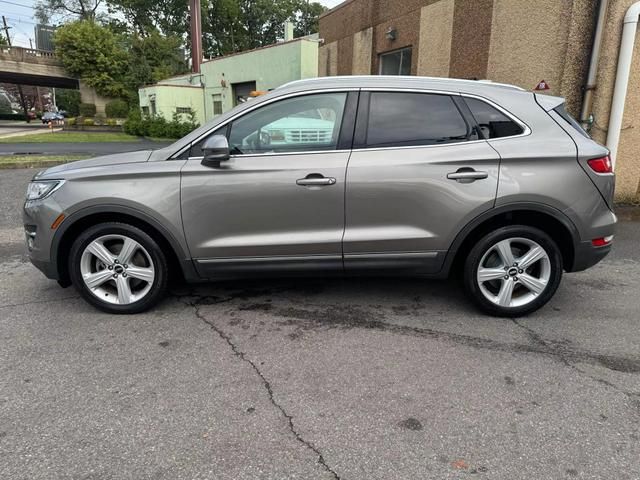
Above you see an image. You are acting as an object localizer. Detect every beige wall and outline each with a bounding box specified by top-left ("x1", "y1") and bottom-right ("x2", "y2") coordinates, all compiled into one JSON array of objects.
[
  {"x1": 318, "y1": 41, "x2": 338, "y2": 76},
  {"x1": 488, "y1": 0, "x2": 572, "y2": 99},
  {"x1": 352, "y1": 28, "x2": 373, "y2": 75},
  {"x1": 591, "y1": 0, "x2": 640, "y2": 202},
  {"x1": 416, "y1": 0, "x2": 454, "y2": 77},
  {"x1": 319, "y1": 0, "x2": 640, "y2": 201},
  {"x1": 79, "y1": 81, "x2": 110, "y2": 117}
]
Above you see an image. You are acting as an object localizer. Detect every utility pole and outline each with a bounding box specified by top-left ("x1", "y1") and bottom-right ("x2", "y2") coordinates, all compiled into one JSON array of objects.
[
  {"x1": 189, "y1": 0, "x2": 202, "y2": 74},
  {"x1": 1, "y1": 16, "x2": 10, "y2": 45},
  {"x1": 2, "y1": 16, "x2": 30, "y2": 123}
]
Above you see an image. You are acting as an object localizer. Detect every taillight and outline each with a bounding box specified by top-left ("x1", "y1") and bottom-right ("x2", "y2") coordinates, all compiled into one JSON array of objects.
[
  {"x1": 587, "y1": 156, "x2": 613, "y2": 174},
  {"x1": 592, "y1": 235, "x2": 614, "y2": 247}
]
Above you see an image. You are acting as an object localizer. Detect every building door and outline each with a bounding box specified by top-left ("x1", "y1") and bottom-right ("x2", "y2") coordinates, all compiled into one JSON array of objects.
[
  {"x1": 232, "y1": 81, "x2": 257, "y2": 106},
  {"x1": 180, "y1": 91, "x2": 356, "y2": 278}
]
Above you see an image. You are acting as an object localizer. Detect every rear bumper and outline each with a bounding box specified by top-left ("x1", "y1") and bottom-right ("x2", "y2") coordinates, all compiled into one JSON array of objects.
[{"x1": 569, "y1": 240, "x2": 612, "y2": 272}]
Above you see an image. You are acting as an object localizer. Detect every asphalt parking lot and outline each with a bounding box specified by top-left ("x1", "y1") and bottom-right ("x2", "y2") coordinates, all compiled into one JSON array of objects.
[{"x1": 1, "y1": 167, "x2": 639, "y2": 479}]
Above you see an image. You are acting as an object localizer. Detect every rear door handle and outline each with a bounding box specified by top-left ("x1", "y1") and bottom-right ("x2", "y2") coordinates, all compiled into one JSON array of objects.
[
  {"x1": 296, "y1": 175, "x2": 337, "y2": 186},
  {"x1": 447, "y1": 169, "x2": 489, "y2": 182}
]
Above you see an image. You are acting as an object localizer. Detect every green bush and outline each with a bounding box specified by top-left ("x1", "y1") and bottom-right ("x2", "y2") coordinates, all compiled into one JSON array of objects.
[
  {"x1": 57, "y1": 89, "x2": 81, "y2": 116},
  {"x1": 83, "y1": 118, "x2": 95, "y2": 126},
  {"x1": 79, "y1": 103, "x2": 96, "y2": 117},
  {"x1": 0, "y1": 113, "x2": 27, "y2": 121},
  {"x1": 123, "y1": 109, "x2": 199, "y2": 139},
  {"x1": 123, "y1": 109, "x2": 143, "y2": 136},
  {"x1": 66, "y1": 117, "x2": 76, "y2": 126},
  {"x1": 105, "y1": 99, "x2": 128, "y2": 118}
]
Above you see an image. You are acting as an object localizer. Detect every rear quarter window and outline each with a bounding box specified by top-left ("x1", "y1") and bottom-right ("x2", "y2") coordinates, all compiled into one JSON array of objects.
[
  {"x1": 553, "y1": 104, "x2": 591, "y2": 139},
  {"x1": 463, "y1": 97, "x2": 524, "y2": 139}
]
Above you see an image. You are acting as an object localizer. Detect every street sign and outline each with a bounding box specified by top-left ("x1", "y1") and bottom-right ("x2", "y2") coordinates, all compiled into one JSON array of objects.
[{"x1": 534, "y1": 80, "x2": 550, "y2": 91}]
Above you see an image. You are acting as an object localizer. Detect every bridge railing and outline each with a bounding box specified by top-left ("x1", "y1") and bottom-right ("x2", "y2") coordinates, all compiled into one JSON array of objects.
[{"x1": 0, "y1": 46, "x2": 61, "y2": 65}]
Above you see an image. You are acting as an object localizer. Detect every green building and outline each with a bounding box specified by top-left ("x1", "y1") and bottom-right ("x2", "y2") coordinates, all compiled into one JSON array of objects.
[{"x1": 138, "y1": 33, "x2": 320, "y2": 125}]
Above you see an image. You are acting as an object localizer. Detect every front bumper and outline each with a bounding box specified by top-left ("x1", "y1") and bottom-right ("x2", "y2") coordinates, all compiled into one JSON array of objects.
[{"x1": 23, "y1": 196, "x2": 65, "y2": 282}]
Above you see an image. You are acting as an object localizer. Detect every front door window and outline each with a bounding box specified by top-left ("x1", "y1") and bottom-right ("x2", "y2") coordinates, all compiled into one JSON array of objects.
[{"x1": 227, "y1": 92, "x2": 347, "y2": 155}]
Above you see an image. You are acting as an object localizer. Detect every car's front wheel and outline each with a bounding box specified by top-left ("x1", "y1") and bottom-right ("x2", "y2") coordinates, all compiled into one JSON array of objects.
[
  {"x1": 463, "y1": 225, "x2": 563, "y2": 317},
  {"x1": 69, "y1": 222, "x2": 168, "y2": 314}
]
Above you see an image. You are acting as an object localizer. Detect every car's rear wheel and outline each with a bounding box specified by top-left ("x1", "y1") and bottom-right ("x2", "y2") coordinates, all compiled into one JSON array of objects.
[
  {"x1": 69, "y1": 222, "x2": 168, "y2": 314},
  {"x1": 463, "y1": 225, "x2": 562, "y2": 317}
]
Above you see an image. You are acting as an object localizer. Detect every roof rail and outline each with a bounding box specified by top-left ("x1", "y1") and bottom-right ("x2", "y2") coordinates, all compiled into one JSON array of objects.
[{"x1": 279, "y1": 76, "x2": 526, "y2": 92}]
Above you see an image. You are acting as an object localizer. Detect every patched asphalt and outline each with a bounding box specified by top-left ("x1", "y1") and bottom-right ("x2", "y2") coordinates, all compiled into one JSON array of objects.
[{"x1": 1, "y1": 168, "x2": 639, "y2": 479}]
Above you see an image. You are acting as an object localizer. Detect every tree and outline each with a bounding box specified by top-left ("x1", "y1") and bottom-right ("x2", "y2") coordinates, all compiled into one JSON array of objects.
[
  {"x1": 54, "y1": 21, "x2": 128, "y2": 98},
  {"x1": 295, "y1": 1, "x2": 326, "y2": 38},
  {"x1": 56, "y1": 88, "x2": 81, "y2": 115},
  {"x1": 35, "y1": 0, "x2": 103, "y2": 23},
  {"x1": 106, "y1": 0, "x2": 326, "y2": 58},
  {"x1": 105, "y1": 0, "x2": 190, "y2": 37},
  {"x1": 123, "y1": 30, "x2": 187, "y2": 102},
  {"x1": 0, "y1": 31, "x2": 8, "y2": 46},
  {"x1": 0, "y1": 94, "x2": 12, "y2": 114}
]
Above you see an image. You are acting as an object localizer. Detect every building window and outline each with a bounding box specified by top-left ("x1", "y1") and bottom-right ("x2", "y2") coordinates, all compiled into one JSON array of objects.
[
  {"x1": 149, "y1": 98, "x2": 156, "y2": 116},
  {"x1": 176, "y1": 107, "x2": 191, "y2": 114},
  {"x1": 141, "y1": 106, "x2": 149, "y2": 116},
  {"x1": 379, "y1": 48, "x2": 412, "y2": 75},
  {"x1": 212, "y1": 94, "x2": 223, "y2": 116}
]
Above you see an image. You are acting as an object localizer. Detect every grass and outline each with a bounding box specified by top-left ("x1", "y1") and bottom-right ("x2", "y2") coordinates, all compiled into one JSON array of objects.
[
  {"x1": 0, "y1": 132, "x2": 139, "y2": 143},
  {"x1": 0, "y1": 154, "x2": 90, "y2": 169}
]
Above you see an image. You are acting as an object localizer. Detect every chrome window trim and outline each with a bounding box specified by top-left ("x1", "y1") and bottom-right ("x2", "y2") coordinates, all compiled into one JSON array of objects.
[
  {"x1": 176, "y1": 85, "x2": 531, "y2": 159},
  {"x1": 172, "y1": 87, "x2": 360, "y2": 160},
  {"x1": 187, "y1": 149, "x2": 352, "y2": 161}
]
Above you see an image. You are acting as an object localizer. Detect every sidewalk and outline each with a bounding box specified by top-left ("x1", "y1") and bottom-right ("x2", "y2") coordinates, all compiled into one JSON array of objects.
[{"x1": 0, "y1": 128, "x2": 62, "y2": 139}]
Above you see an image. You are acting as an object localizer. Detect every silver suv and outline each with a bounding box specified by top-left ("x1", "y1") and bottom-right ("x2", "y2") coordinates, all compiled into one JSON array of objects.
[{"x1": 23, "y1": 76, "x2": 616, "y2": 317}]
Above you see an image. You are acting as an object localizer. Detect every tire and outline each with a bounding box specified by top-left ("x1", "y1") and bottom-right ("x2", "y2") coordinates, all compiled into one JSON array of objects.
[
  {"x1": 69, "y1": 222, "x2": 168, "y2": 314},
  {"x1": 463, "y1": 225, "x2": 563, "y2": 317}
]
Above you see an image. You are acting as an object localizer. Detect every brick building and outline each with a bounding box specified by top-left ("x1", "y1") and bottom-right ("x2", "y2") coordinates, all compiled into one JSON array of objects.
[{"x1": 318, "y1": 0, "x2": 640, "y2": 202}]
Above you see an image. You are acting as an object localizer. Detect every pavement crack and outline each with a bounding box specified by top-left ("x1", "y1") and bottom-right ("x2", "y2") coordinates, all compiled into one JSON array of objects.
[
  {"x1": 0, "y1": 295, "x2": 80, "y2": 310},
  {"x1": 178, "y1": 293, "x2": 341, "y2": 480},
  {"x1": 512, "y1": 319, "x2": 640, "y2": 405}
]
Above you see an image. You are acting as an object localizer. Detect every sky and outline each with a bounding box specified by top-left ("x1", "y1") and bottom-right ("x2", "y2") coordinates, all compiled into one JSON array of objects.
[{"x1": 0, "y1": 0, "x2": 345, "y2": 48}]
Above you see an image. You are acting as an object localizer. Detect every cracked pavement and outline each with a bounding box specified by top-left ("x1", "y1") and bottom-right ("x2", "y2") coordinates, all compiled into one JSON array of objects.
[{"x1": 1, "y1": 168, "x2": 640, "y2": 479}]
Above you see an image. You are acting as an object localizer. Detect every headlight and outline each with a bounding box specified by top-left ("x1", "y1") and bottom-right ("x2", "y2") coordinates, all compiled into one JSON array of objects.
[{"x1": 26, "y1": 180, "x2": 64, "y2": 201}]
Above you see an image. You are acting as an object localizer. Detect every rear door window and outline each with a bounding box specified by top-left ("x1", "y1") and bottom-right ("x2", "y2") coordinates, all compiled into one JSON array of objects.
[
  {"x1": 463, "y1": 97, "x2": 524, "y2": 139},
  {"x1": 364, "y1": 92, "x2": 469, "y2": 148}
]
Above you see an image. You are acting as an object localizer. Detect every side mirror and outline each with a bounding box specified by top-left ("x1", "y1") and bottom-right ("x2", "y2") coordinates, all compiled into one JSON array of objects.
[{"x1": 201, "y1": 135, "x2": 230, "y2": 167}]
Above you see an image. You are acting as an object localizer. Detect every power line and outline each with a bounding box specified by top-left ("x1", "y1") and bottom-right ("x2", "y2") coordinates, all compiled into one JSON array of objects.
[
  {"x1": 3, "y1": 16, "x2": 38, "y2": 25},
  {"x1": 0, "y1": 0, "x2": 36, "y2": 9}
]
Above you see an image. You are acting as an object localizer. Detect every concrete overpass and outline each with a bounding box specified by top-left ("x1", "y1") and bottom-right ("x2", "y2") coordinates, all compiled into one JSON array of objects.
[{"x1": 0, "y1": 46, "x2": 109, "y2": 114}]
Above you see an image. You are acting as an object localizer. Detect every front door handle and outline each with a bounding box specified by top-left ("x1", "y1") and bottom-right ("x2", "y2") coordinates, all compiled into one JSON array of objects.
[
  {"x1": 296, "y1": 174, "x2": 337, "y2": 187},
  {"x1": 447, "y1": 168, "x2": 489, "y2": 182}
]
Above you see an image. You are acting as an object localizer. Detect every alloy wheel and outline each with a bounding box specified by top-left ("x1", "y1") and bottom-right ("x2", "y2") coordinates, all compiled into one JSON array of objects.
[
  {"x1": 476, "y1": 237, "x2": 551, "y2": 308},
  {"x1": 80, "y1": 234, "x2": 155, "y2": 305}
]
